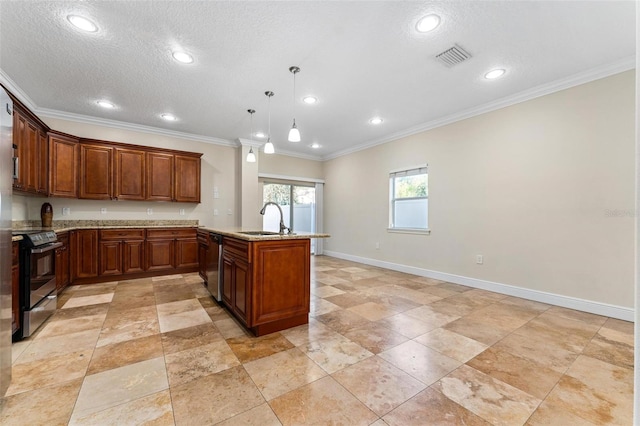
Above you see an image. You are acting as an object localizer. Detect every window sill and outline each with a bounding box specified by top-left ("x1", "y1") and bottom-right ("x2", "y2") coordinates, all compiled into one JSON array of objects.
[{"x1": 387, "y1": 228, "x2": 431, "y2": 235}]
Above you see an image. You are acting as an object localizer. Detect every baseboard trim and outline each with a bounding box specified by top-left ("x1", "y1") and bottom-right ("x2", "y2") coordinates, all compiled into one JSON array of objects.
[{"x1": 323, "y1": 250, "x2": 634, "y2": 322}]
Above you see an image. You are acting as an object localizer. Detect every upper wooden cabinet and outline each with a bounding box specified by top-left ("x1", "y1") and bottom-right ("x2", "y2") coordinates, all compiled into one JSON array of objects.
[
  {"x1": 114, "y1": 148, "x2": 146, "y2": 201},
  {"x1": 12, "y1": 105, "x2": 48, "y2": 196},
  {"x1": 79, "y1": 143, "x2": 113, "y2": 200},
  {"x1": 175, "y1": 155, "x2": 201, "y2": 203},
  {"x1": 147, "y1": 151, "x2": 174, "y2": 201},
  {"x1": 48, "y1": 132, "x2": 79, "y2": 198}
]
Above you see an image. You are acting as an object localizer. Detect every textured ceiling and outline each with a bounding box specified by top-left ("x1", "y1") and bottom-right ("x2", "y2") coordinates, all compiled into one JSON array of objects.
[{"x1": 0, "y1": 1, "x2": 635, "y2": 160}]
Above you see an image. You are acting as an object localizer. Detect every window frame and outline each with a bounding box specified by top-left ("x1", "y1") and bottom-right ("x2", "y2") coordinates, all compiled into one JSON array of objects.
[{"x1": 388, "y1": 165, "x2": 430, "y2": 235}]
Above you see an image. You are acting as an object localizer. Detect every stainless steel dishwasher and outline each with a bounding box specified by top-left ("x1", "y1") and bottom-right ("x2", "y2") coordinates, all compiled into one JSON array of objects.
[{"x1": 206, "y1": 233, "x2": 223, "y2": 302}]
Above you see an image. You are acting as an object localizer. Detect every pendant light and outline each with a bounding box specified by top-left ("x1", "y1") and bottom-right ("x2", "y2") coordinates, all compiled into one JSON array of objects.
[
  {"x1": 246, "y1": 109, "x2": 256, "y2": 163},
  {"x1": 264, "y1": 91, "x2": 275, "y2": 154},
  {"x1": 287, "y1": 66, "x2": 301, "y2": 142}
]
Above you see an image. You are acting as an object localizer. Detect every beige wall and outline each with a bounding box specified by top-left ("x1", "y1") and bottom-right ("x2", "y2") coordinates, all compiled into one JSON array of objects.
[
  {"x1": 324, "y1": 71, "x2": 636, "y2": 309},
  {"x1": 259, "y1": 152, "x2": 324, "y2": 180},
  {"x1": 13, "y1": 118, "x2": 239, "y2": 229}
]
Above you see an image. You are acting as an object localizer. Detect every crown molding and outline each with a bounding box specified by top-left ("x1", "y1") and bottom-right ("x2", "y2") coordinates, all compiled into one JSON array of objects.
[
  {"x1": 323, "y1": 56, "x2": 636, "y2": 161},
  {"x1": 36, "y1": 107, "x2": 237, "y2": 147},
  {"x1": 0, "y1": 68, "x2": 38, "y2": 112}
]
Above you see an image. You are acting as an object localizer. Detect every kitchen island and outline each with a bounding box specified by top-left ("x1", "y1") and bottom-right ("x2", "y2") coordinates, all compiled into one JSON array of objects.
[{"x1": 200, "y1": 228, "x2": 329, "y2": 336}]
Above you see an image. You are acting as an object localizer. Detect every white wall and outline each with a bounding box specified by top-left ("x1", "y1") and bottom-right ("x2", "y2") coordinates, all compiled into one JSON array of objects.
[
  {"x1": 324, "y1": 71, "x2": 636, "y2": 311},
  {"x1": 13, "y1": 118, "x2": 239, "y2": 229}
]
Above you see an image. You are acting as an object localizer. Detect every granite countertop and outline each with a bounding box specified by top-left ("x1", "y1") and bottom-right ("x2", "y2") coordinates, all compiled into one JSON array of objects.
[
  {"x1": 13, "y1": 220, "x2": 199, "y2": 234},
  {"x1": 12, "y1": 235, "x2": 23, "y2": 242},
  {"x1": 198, "y1": 227, "x2": 330, "y2": 242}
]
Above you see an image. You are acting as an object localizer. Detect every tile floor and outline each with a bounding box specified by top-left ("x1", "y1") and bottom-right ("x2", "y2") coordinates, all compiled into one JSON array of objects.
[{"x1": 1, "y1": 256, "x2": 634, "y2": 425}]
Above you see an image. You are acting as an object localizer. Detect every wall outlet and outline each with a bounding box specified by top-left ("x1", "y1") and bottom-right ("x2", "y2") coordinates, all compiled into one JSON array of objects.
[
  {"x1": 179, "y1": 208, "x2": 185, "y2": 216},
  {"x1": 100, "y1": 208, "x2": 107, "y2": 214},
  {"x1": 213, "y1": 209, "x2": 219, "y2": 216},
  {"x1": 476, "y1": 255, "x2": 484, "y2": 265},
  {"x1": 213, "y1": 187, "x2": 219, "y2": 199},
  {"x1": 62, "y1": 207, "x2": 70, "y2": 216},
  {"x1": 147, "y1": 208, "x2": 153, "y2": 215},
  {"x1": 375, "y1": 242, "x2": 380, "y2": 250},
  {"x1": 227, "y1": 209, "x2": 232, "y2": 215}
]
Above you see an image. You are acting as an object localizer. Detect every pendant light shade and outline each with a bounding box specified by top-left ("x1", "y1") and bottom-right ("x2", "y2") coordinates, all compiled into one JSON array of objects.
[
  {"x1": 264, "y1": 91, "x2": 275, "y2": 154},
  {"x1": 246, "y1": 109, "x2": 257, "y2": 163},
  {"x1": 287, "y1": 66, "x2": 301, "y2": 142}
]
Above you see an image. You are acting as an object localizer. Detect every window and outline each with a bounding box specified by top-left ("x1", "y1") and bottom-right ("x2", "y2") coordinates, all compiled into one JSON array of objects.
[{"x1": 389, "y1": 166, "x2": 428, "y2": 231}]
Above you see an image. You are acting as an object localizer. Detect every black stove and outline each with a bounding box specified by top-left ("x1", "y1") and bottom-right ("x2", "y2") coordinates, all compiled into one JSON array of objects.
[{"x1": 12, "y1": 228, "x2": 61, "y2": 340}]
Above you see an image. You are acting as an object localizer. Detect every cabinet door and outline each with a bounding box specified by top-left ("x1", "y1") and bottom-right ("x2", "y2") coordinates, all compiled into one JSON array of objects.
[
  {"x1": 123, "y1": 240, "x2": 145, "y2": 274},
  {"x1": 147, "y1": 152, "x2": 174, "y2": 201},
  {"x1": 71, "y1": 230, "x2": 99, "y2": 279},
  {"x1": 233, "y1": 258, "x2": 251, "y2": 325},
  {"x1": 198, "y1": 242, "x2": 208, "y2": 282},
  {"x1": 175, "y1": 237, "x2": 198, "y2": 269},
  {"x1": 114, "y1": 148, "x2": 145, "y2": 200},
  {"x1": 13, "y1": 111, "x2": 26, "y2": 190},
  {"x1": 80, "y1": 144, "x2": 113, "y2": 199},
  {"x1": 99, "y1": 241, "x2": 122, "y2": 276},
  {"x1": 58, "y1": 233, "x2": 70, "y2": 289},
  {"x1": 49, "y1": 133, "x2": 79, "y2": 198},
  {"x1": 37, "y1": 130, "x2": 48, "y2": 194},
  {"x1": 175, "y1": 155, "x2": 200, "y2": 203},
  {"x1": 145, "y1": 239, "x2": 174, "y2": 271},
  {"x1": 222, "y1": 255, "x2": 233, "y2": 307},
  {"x1": 25, "y1": 121, "x2": 38, "y2": 192}
]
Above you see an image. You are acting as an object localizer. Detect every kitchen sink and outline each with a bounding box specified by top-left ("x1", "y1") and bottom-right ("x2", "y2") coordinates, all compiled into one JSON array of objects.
[{"x1": 238, "y1": 231, "x2": 281, "y2": 236}]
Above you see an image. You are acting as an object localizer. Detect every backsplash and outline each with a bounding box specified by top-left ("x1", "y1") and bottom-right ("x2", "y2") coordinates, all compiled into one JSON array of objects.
[{"x1": 12, "y1": 219, "x2": 199, "y2": 230}]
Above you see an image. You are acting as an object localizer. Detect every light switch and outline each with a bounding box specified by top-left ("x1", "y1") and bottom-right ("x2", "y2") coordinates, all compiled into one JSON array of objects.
[
  {"x1": 147, "y1": 208, "x2": 153, "y2": 215},
  {"x1": 62, "y1": 207, "x2": 70, "y2": 216},
  {"x1": 179, "y1": 208, "x2": 185, "y2": 215},
  {"x1": 100, "y1": 208, "x2": 107, "y2": 214},
  {"x1": 213, "y1": 209, "x2": 219, "y2": 216}
]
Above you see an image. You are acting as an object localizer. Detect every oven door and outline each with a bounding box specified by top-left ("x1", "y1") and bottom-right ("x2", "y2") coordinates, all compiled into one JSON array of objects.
[{"x1": 28, "y1": 242, "x2": 62, "y2": 309}]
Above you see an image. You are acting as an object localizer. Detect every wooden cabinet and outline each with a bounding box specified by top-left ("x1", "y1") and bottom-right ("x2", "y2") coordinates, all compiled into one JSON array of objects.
[
  {"x1": 79, "y1": 143, "x2": 113, "y2": 200},
  {"x1": 11, "y1": 242, "x2": 19, "y2": 334},
  {"x1": 221, "y1": 237, "x2": 310, "y2": 336},
  {"x1": 71, "y1": 229, "x2": 99, "y2": 280},
  {"x1": 175, "y1": 155, "x2": 201, "y2": 203},
  {"x1": 55, "y1": 232, "x2": 70, "y2": 292},
  {"x1": 12, "y1": 106, "x2": 48, "y2": 195},
  {"x1": 99, "y1": 229, "x2": 146, "y2": 276},
  {"x1": 145, "y1": 228, "x2": 197, "y2": 272},
  {"x1": 49, "y1": 132, "x2": 79, "y2": 198},
  {"x1": 198, "y1": 230, "x2": 209, "y2": 282},
  {"x1": 147, "y1": 152, "x2": 174, "y2": 201},
  {"x1": 114, "y1": 148, "x2": 146, "y2": 200},
  {"x1": 37, "y1": 130, "x2": 48, "y2": 194},
  {"x1": 222, "y1": 238, "x2": 251, "y2": 326}
]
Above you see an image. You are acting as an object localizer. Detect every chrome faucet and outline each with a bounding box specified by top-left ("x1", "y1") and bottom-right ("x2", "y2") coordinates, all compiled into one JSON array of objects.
[{"x1": 259, "y1": 202, "x2": 291, "y2": 234}]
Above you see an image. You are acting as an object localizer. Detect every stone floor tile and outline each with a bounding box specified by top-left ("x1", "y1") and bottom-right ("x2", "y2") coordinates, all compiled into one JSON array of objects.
[
  {"x1": 342, "y1": 322, "x2": 409, "y2": 354},
  {"x1": 165, "y1": 340, "x2": 240, "y2": 387},
  {"x1": 215, "y1": 403, "x2": 282, "y2": 426},
  {"x1": 314, "y1": 309, "x2": 371, "y2": 334},
  {"x1": 87, "y1": 333, "x2": 164, "y2": 375},
  {"x1": 226, "y1": 332, "x2": 295, "y2": 363},
  {"x1": 348, "y1": 301, "x2": 398, "y2": 321},
  {"x1": 378, "y1": 340, "x2": 460, "y2": 386},
  {"x1": 160, "y1": 322, "x2": 224, "y2": 354},
  {"x1": 268, "y1": 376, "x2": 378, "y2": 425},
  {"x1": 301, "y1": 332, "x2": 373, "y2": 374},
  {"x1": 333, "y1": 356, "x2": 426, "y2": 416},
  {"x1": 62, "y1": 292, "x2": 114, "y2": 309},
  {"x1": 414, "y1": 328, "x2": 488, "y2": 363}
]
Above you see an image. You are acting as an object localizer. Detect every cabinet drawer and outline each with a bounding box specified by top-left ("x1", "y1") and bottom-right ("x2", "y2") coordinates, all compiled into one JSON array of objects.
[
  {"x1": 100, "y1": 229, "x2": 145, "y2": 240},
  {"x1": 197, "y1": 230, "x2": 209, "y2": 245},
  {"x1": 146, "y1": 228, "x2": 196, "y2": 239},
  {"x1": 223, "y1": 237, "x2": 249, "y2": 260}
]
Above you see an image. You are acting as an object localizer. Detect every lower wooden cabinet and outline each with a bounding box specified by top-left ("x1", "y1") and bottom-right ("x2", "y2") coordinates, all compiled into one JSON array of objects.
[
  {"x1": 221, "y1": 237, "x2": 310, "y2": 336},
  {"x1": 71, "y1": 229, "x2": 99, "y2": 280},
  {"x1": 99, "y1": 229, "x2": 145, "y2": 276},
  {"x1": 146, "y1": 228, "x2": 197, "y2": 271},
  {"x1": 55, "y1": 232, "x2": 70, "y2": 292},
  {"x1": 68, "y1": 227, "x2": 198, "y2": 284},
  {"x1": 12, "y1": 241, "x2": 20, "y2": 334}
]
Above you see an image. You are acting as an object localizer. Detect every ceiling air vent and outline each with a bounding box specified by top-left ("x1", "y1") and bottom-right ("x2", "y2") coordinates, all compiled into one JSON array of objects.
[{"x1": 435, "y1": 45, "x2": 472, "y2": 67}]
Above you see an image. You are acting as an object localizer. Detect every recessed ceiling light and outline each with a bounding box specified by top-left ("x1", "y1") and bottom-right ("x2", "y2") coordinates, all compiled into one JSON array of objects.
[
  {"x1": 303, "y1": 96, "x2": 317, "y2": 104},
  {"x1": 172, "y1": 51, "x2": 194, "y2": 64},
  {"x1": 484, "y1": 69, "x2": 506, "y2": 80},
  {"x1": 369, "y1": 117, "x2": 383, "y2": 125},
  {"x1": 416, "y1": 14, "x2": 440, "y2": 33},
  {"x1": 161, "y1": 113, "x2": 177, "y2": 121},
  {"x1": 67, "y1": 15, "x2": 98, "y2": 32},
  {"x1": 310, "y1": 143, "x2": 321, "y2": 149},
  {"x1": 254, "y1": 132, "x2": 266, "y2": 138},
  {"x1": 96, "y1": 100, "x2": 115, "y2": 109}
]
